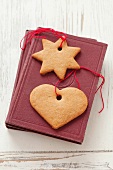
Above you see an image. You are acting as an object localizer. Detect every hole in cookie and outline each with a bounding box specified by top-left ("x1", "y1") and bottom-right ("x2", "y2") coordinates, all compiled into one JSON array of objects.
[
  {"x1": 58, "y1": 47, "x2": 62, "y2": 51},
  {"x1": 56, "y1": 95, "x2": 62, "y2": 100}
]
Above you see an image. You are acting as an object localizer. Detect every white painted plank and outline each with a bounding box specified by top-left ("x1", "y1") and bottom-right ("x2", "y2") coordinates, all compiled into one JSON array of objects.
[
  {"x1": 0, "y1": 0, "x2": 113, "y2": 152},
  {"x1": 0, "y1": 151, "x2": 113, "y2": 170}
]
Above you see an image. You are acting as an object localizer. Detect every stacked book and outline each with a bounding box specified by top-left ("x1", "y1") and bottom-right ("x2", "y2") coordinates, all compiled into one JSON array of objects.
[{"x1": 5, "y1": 28, "x2": 107, "y2": 144}]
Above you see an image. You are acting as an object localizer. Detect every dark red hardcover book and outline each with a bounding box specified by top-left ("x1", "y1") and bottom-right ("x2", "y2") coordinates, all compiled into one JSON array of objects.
[{"x1": 5, "y1": 30, "x2": 107, "y2": 144}]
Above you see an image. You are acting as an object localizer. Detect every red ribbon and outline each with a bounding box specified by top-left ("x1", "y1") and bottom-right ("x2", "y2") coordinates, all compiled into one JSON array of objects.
[
  {"x1": 20, "y1": 27, "x2": 105, "y2": 113},
  {"x1": 55, "y1": 67, "x2": 105, "y2": 113},
  {"x1": 20, "y1": 28, "x2": 67, "y2": 50},
  {"x1": 80, "y1": 66, "x2": 105, "y2": 113}
]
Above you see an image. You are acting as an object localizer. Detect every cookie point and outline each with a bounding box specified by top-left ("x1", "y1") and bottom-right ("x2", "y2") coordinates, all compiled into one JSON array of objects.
[
  {"x1": 77, "y1": 65, "x2": 80, "y2": 69},
  {"x1": 32, "y1": 53, "x2": 36, "y2": 58},
  {"x1": 40, "y1": 70, "x2": 43, "y2": 74},
  {"x1": 58, "y1": 75, "x2": 65, "y2": 80},
  {"x1": 52, "y1": 125, "x2": 59, "y2": 129},
  {"x1": 78, "y1": 47, "x2": 81, "y2": 52}
]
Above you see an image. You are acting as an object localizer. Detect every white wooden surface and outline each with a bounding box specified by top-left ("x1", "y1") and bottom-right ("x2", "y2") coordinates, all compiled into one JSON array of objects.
[{"x1": 0, "y1": 0, "x2": 113, "y2": 169}]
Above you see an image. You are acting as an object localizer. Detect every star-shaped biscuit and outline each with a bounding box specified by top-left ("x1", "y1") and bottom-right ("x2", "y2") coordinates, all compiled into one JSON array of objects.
[{"x1": 32, "y1": 38, "x2": 81, "y2": 79}]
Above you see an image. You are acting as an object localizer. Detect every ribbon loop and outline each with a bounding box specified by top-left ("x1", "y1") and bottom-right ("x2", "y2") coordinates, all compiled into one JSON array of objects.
[
  {"x1": 80, "y1": 66, "x2": 105, "y2": 113},
  {"x1": 20, "y1": 28, "x2": 67, "y2": 50},
  {"x1": 55, "y1": 67, "x2": 105, "y2": 113}
]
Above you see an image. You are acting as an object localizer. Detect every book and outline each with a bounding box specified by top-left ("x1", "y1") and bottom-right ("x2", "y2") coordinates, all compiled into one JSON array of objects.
[{"x1": 5, "y1": 30, "x2": 107, "y2": 144}]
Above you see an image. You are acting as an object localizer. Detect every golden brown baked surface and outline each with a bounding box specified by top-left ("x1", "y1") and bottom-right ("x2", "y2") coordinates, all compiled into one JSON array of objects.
[
  {"x1": 30, "y1": 84, "x2": 88, "y2": 129},
  {"x1": 32, "y1": 38, "x2": 80, "y2": 80}
]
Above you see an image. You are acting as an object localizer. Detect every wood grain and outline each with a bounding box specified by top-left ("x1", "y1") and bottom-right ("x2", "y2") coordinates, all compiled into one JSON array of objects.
[
  {"x1": 0, "y1": 0, "x2": 113, "y2": 168},
  {"x1": 0, "y1": 151, "x2": 113, "y2": 170}
]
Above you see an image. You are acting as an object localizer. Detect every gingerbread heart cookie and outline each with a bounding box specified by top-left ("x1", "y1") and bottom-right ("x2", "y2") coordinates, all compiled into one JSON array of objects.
[{"x1": 30, "y1": 84, "x2": 88, "y2": 129}]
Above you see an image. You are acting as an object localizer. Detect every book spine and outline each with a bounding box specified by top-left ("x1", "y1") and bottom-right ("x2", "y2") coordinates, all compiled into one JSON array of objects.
[{"x1": 5, "y1": 30, "x2": 30, "y2": 126}]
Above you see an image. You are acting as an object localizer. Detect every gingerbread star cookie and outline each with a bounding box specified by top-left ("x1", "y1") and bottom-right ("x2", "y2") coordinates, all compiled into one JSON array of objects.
[{"x1": 32, "y1": 38, "x2": 81, "y2": 79}]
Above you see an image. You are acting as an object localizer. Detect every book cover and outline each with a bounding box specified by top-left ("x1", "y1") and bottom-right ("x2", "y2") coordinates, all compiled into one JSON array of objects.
[{"x1": 5, "y1": 30, "x2": 107, "y2": 144}]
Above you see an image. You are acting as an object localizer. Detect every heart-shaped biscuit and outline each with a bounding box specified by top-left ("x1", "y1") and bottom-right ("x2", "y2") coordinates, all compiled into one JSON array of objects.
[{"x1": 30, "y1": 84, "x2": 88, "y2": 129}]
